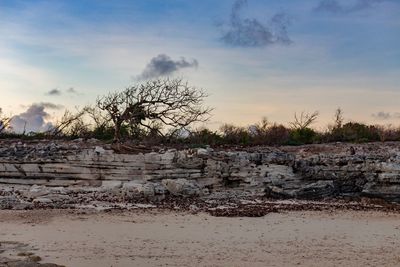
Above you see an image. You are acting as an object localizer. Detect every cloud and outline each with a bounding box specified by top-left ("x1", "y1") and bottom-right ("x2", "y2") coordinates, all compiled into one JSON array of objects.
[
  {"x1": 220, "y1": 0, "x2": 292, "y2": 47},
  {"x1": 314, "y1": 0, "x2": 385, "y2": 14},
  {"x1": 46, "y1": 88, "x2": 61, "y2": 96},
  {"x1": 46, "y1": 87, "x2": 79, "y2": 96},
  {"x1": 38, "y1": 102, "x2": 64, "y2": 110},
  {"x1": 66, "y1": 87, "x2": 78, "y2": 94},
  {"x1": 136, "y1": 54, "x2": 199, "y2": 80},
  {"x1": 10, "y1": 102, "x2": 63, "y2": 133},
  {"x1": 372, "y1": 111, "x2": 400, "y2": 120}
]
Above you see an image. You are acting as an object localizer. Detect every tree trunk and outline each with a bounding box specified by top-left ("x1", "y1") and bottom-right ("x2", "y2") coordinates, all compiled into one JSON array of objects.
[{"x1": 114, "y1": 121, "x2": 122, "y2": 142}]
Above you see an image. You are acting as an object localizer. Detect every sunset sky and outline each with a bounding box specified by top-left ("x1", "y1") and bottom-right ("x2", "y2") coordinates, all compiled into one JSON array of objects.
[{"x1": 0, "y1": 0, "x2": 399, "y2": 132}]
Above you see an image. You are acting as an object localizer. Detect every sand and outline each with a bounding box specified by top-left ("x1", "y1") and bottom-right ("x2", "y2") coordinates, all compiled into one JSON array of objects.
[{"x1": 1, "y1": 209, "x2": 400, "y2": 267}]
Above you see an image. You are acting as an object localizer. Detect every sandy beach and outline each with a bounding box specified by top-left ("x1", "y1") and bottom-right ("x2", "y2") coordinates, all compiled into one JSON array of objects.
[{"x1": 1, "y1": 209, "x2": 400, "y2": 267}]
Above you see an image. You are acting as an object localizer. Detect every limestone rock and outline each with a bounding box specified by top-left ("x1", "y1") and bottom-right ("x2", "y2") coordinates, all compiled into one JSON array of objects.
[
  {"x1": 25, "y1": 185, "x2": 50, "y2": 199},
  {"x1": 94, "y1": 146, "x2": 106, "y2": 155},
  {"x1": 2, "y1": 141, "x2": 400, "y2": 203},
  {"x1": 295, "y1": 181, "x2": 336, "y2": 199},
  {"x1": 33, "y1": 197, "x2": 53, "y2": 204},
  {"x1": 122, "y1": 181, "x2": 155, "y2": 197},
  {"x1": 0, "y1": 196, "x2": 20, "y2": 209},
  {"x1": 101, "y1": 181, "x2": 123, "y2": 190},
  {"x1": 162, "y1": 178, "x2": 201, "y2": 197}
]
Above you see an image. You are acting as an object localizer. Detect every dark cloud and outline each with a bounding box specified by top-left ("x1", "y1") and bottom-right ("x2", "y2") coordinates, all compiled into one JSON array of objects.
[
  {"x1": 314, "y1": 0, "x2": 385, "y2": 14},
  {"x1": 10, "y1": 102, "x2": 63, "y2": 134},
  {"x1": 46, "y1": 88, "x2": 79, "y2": 96},
  {"x1": 66, "y1": 87, "x2": 78, "y2": 94},
  {"x1": 137, "y1": 54, "x2": 199, "y2": 80},
  {"x1": 47, "y1": 88, "x2": 61, "y2": 96},
  {"x1": 38, "y1": 102, "x2": 64, "y2": 110},
  {"x1": 220, "y1": 0, "x2": 292, "y2": 47},
  {"x1": 372, "y1": 111, "x2": 400, "y2": 120}
]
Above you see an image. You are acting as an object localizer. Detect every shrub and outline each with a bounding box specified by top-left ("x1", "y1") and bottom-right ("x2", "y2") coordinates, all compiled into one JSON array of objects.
[
  {"x1": 375, "y1": 125, "x2": 400, "y2": 142},
  {"x1": 289, "y1": 128, "x2": 318, "y2": 145},
  {"x1": 187, "y1": 128, "x2": 222, "y2": 146},
  {"x1": 264, "y1": 124, "x2": 290, "y2": 145},
  {"x1": 220, "y1": 124, "x2": 250, "y2": 145},
  {"x1": 91, "y1": 125, "x2": 115, "y2": 141},
  {"x1": 339, "y1": 122, "x2": 380, "y2": 142}
]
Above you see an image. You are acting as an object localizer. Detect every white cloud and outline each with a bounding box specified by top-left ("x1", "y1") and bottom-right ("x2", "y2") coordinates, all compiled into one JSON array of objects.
[{"x1": 9, "y1": 103, "x2": 63, "y2": 134}]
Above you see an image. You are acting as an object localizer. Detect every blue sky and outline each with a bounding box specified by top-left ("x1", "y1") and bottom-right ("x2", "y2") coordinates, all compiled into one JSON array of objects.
[{"x1": 0, "y1": 0, "x2": 399, "y2": 130}]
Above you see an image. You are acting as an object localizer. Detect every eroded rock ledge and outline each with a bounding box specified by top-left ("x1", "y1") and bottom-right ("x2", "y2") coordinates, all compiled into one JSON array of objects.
[{"x1": 1, "y1": 140, "x2": 400, "y2": 210}]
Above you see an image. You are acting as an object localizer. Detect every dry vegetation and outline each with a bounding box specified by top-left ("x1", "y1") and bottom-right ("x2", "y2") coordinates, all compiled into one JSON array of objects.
[{"x1": 1, "y1": 79, "x2": 400, "y2": 146}]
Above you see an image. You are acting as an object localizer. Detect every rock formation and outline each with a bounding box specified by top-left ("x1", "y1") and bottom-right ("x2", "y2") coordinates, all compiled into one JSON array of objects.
[{"x1": 1, "y1": 140, "x2": 400, "y2": 207}]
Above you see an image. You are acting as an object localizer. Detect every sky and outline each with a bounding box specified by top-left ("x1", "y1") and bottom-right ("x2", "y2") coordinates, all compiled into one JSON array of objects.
[{"x1": 0, "y1": 0, "x2": 399, "y2": 132}]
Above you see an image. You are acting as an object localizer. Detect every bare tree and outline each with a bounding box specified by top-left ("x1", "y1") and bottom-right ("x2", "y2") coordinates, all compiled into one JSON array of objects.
[
  {"x1": 333, "y1": 108, "x2": 344, "y2": 129},
  {"x1": 250, "y1": 117, "x2": 269, "y2": 136},
  {"x1": 290, "y1": 111, "x2": 319, "y2": 130},
  {"x1": 84, "y1": 105, "x2": 112, "y2": 130},
  {"x1": 97, "y1": 78, "x2": 212, "y2": 141},
  {"x1": 49, "y1": 108, "x2": 88, "y2": 137},
  {"x1": 0, "y1": 108, "x2": 11, "y2": 134}
]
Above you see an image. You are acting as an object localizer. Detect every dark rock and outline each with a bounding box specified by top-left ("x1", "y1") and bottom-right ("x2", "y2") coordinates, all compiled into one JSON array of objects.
[{"x1": 295, "y1": 181, "x2": 336, "y2": 199}]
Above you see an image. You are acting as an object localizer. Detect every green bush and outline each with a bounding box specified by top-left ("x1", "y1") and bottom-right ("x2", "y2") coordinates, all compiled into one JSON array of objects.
[
  {"x1": 336, "y1": 122, "x2": 380, "y2": 142},
  {"x1": 220, "y1": 124, "x2": 250, "y2": 145},
  {"x1": 91, "y1": 125, "x2": 115, "y2": 141},
  {"x1": 289, "y1": 128, "x2": 318, "y2": 145},
  {"x1": 187, "y1": 128, "x2": 222, "y2": 146}
]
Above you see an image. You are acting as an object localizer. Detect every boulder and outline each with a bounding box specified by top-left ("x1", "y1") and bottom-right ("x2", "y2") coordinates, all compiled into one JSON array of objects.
[
  {"x1": 161, "y1": 179, "x2": 201, "y2": 197},
  {"x1": 101, "y1": 181, "x2": 123, "y2": 190},
  {"x1": 94, "y1": 146, "x2": 106, "y2": 155},
  {"x1": 24, "y1": 185, "x2": 50, "y2": 199},
  {"x1": 122, "y1": 181, "x2": 155, "y2": 197}
]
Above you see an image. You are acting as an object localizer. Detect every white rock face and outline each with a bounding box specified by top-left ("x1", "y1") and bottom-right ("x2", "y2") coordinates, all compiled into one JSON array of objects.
[
  {"x1": 196, "y1": 148, "x2": 209, "y2": 156},
  {"x1": 94, "y1": 146, "x2": 106, "y2": 155},
  {"x1": 1, "y1": 142, "x2": 400, "y2": 201},
  {"x1": 27, "y1": 185, "x2": 50, "y2": 199}
]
